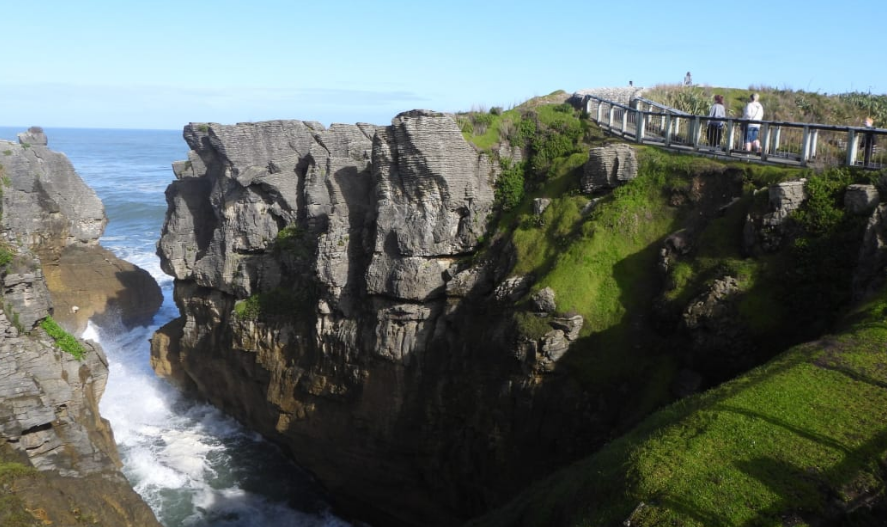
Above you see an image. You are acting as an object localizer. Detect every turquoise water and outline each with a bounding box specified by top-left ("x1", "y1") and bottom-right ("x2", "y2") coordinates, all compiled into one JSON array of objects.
[{"x1": 0, "y1": 127, "x2": 350, "y2": 527}]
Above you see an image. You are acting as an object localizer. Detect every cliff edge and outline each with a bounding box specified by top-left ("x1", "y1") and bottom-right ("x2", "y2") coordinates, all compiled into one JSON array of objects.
[{"x1": 0, "y1": 130, "x2": 161, "y2": 526}]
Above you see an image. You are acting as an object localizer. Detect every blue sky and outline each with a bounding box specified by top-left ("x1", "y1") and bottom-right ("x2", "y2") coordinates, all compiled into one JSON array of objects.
[{"x1": 2, "y1": 0, "x2": 884, "y2": 130}]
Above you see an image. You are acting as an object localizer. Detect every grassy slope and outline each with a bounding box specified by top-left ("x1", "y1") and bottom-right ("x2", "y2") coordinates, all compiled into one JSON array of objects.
[
  {"x1": 459, "y1": 93, "x2": 887, "y2": 527},
  {"x1": 468, "y1": 294, "x2": 887, "y2": 526}
]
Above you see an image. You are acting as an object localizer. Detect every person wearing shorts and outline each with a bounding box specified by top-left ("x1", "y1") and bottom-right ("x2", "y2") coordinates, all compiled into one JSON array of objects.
[{"x1": 743, "y1": 93, "x2": 763, "y2": 152}]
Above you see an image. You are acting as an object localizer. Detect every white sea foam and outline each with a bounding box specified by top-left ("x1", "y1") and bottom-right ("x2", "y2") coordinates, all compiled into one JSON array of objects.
[{"x1": 59, "y1": 127, "x2": 349, "y2": 527}]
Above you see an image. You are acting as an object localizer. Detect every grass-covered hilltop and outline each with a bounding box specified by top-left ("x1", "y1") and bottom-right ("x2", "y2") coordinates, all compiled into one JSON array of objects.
[{"x1": 456, "y1": 86, "x2": 887, "y2": 526}]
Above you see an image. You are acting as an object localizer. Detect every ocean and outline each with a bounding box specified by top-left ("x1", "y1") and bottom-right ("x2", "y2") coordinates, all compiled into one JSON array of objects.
[{"x1": 0, "y1": 127, "x2": 350, "y2": 527}]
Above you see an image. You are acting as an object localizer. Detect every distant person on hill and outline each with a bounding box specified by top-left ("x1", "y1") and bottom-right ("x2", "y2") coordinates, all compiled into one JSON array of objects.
[
  {"x1": 684, "y1": 72, "x2": 693, "y2": 86},
  {"x1": 743, "y1": 93, "x2": 764, "y2": 152},
  {"x1": 863, "y1": 116, "x2": 877, "y2": 166},
  {"x1": 707, "y1": 94, "x2": 726, "y2": 147}
]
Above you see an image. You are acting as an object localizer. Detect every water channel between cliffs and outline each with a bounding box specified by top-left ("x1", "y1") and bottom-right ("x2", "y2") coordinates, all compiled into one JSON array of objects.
[{"x1": 0, "y1": 127, "x2": 351, "y2": 527}]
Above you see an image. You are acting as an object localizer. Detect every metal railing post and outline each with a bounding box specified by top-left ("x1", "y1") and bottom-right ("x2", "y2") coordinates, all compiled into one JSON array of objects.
[
  {"x1": 636, "y1": 111, "x2": 646, "y2": 143},
  {"x1": 596, "y1": 100, "x2": 603, "y2": 123},
  {"x1": 846, "y1": 129, "x2": 858, "y2": 166},
  {"x1": 800, "y1": 126, "x2": 810, "y2": 166},
  {"x1": 726, "y1": 120, "x2": 735, "y2": 153},
  {"x1": 621, "y1": 109, "x2": 628, "y2": 136},
  {"x1": 692, "y1": 116, "x2": 701, "y2": 150},
  {"x1": 810, "y1": 129, "x2": 819, "y2": 160},
  {"x1": 760, "y1": 124, "x2": 770, "y2": 161},
  {"x1": 773, "y1": 126, "x2": 781, "y2": 151},
  {"x1": 664, "y1": 113, "x2": 672, "y2": 146},
  {"x1": 608, "y1": 106, "x2": 615, "y2": 129}
]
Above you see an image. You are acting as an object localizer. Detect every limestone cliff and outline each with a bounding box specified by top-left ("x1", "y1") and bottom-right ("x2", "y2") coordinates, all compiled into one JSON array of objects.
[
  {"x1": 1, "y1": 136, "x2": 162, "y2": 333},
  {"x1": 153, "y1": 113, "x2": 606, "y2": 525},
  {"x1": 152, "y1": 108, "x2": 887, "y2": 526},
  {"x1": 0, "y1": 133, "x2": 161, "y2": 526}
]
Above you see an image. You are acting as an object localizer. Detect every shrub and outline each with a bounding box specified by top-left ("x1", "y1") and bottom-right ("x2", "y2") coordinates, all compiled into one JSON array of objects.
[
  {"x1": 490, "y1": 106, "x2": 503, "y2": 116},
  {"x1": 233, "y1": 286, "x2": 315, "y2": 321},
  {"x1": 40, "y1": 316, "x2": 87, "y2": 359},
  {"x1": 495, "y1": 159, "x2": 526, "y2": 211}
]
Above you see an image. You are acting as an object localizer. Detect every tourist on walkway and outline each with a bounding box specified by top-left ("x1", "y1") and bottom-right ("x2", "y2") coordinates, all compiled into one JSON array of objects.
[
  {"x1": 684, "y1": 72, "x2": 693, "y2": 86},
  {"x1": 863, "y1": 116, "x2": 877, "y2": 166},
  {"x1": 707, "y1": 94, "x2": 726, "y2": 148},
  {"x1": 743, "y1": 93, "x2": 764, "y2": 152}
]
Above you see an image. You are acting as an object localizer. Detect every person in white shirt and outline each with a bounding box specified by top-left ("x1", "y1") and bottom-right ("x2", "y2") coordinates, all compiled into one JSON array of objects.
[{"x1": 743, "y1": 93, "x2": 764, "y2": 152}]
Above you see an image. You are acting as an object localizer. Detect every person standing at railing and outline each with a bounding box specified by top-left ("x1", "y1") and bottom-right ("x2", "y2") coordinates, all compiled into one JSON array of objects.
[
  {"x1": 707, "y1": 94, "x2": 726, "y2": 147},
  {"x1": 863, "y1": 116, "x2": 877, "y2": 167},
  {"x1": 743, "y1": 93, "x2": 764, "y2": 152}
]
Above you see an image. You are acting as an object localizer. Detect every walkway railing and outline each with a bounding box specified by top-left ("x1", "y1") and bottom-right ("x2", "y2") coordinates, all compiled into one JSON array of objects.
[{"x1": 583, "y1": 95, "x2": 887, "y2": 169}]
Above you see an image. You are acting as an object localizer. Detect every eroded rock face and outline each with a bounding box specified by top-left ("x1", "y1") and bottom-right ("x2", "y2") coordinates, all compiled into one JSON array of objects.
[
  {"x1": 0, "y1": 137, "x2": 162, "y2": 333},
  {"x1": 153, "y1": 115, "x2": 596, "y2": 526},
  {"x1": 845, "y1": 184, "x2": 880, "y2": 216},
  {"x1": 581, "y1": 143, "x2": 637, "y2": 193},
  {"x1": 853, "y1": 203, "x2": 887, "y2": 300},
  {"x1": 743, "y1": 180, "x2": 807, "y2": 254},
  {"x1": 0, "y1": 134, "x2": 160, "y2": 525}
]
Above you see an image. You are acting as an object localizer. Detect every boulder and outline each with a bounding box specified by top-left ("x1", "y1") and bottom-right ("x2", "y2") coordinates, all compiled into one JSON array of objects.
[
  {"x1": 533, "y1": 198, "x2": 551, "y2": 216},
  {"x1": 17, "y1": 126, "x2": 48, "y2": 146},
  {"x1": 581, "y1": 143, "x2": 637, "y2": 193},
  {"x1": 531, "y1": 287, "x2": 557, "y2": 313},
  {"x1": 550, "y1": 314, "x2": 584, "y2": 340}
]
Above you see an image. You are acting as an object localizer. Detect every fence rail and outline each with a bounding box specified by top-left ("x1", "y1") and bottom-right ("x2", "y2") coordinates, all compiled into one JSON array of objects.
[{"x1": 583, "y1": 95, "x2": 887, "y2": 170}]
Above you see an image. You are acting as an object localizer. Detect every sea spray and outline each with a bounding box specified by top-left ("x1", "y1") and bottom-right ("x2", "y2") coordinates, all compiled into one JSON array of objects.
[{"x1": 2, "y1": 127, "x2": 350, "y2": 527}]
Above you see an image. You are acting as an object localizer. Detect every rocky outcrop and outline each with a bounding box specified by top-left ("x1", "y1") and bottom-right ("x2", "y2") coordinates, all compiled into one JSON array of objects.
[
  {"x1": 743, "y1": 180, "x2": 807, "y2": 254},
  {"x1": 153, "y1": 115, "x2": 597, "y2": 526},
  {"x1": 853, "y1": 203, "x2": 887, "y2": 300},
  {"x1": 0, "y1": 137, "x2": 162, "y2": 333},
  {"x1": 0, "y1": 133, "x2": 161, "y2": 525},
  {"x1": 17, "y1": 126, "x2": 48, "y2": 146},
  {"x1": 845, "y1": 184, "x2": 880, "y2": 215},
  {"x1": 581, "y1": 143, "x2": 637, "y2": 193},
  {"x1": 681, "y1": 276, "x2": 755, "y2": 375}
]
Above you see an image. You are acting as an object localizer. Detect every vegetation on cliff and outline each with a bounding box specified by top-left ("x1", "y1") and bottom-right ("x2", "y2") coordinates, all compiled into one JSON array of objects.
[
  {"x1": 457, "y1": 95, "x2": 887, "y2": 525},
  {"x1": 644, "y1": 84, "x2": 887, "y2": 126},
  {"x1": 40, "y1": 316, "x2": 87, "y2": 359}
]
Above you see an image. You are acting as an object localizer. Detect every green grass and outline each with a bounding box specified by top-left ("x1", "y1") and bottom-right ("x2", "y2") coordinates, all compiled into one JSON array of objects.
[
  {"x1": 0, "y1": 449, "x2": 39, "y2": 527},
  {"x1": 40, "y1": 316, "x2": 87, "y2": 359},
  {"x1": 469, "y1": 293, "x2": 887, "y2": 527},
  {"x1": 645, "y1": 84, "x2": 887, "y2": 126}
]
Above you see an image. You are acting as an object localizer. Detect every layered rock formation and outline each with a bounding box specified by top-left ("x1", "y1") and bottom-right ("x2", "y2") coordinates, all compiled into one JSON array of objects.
[
  {"x1": 1, "y1": 136, "x2": 162, "y2": 333},
  {"x1": 153, "y1": 113, "x2": 597, "y2": 525},
  {"x1": 581, "y1": 143, "x2": 638, "y2": 193},
  {"x1": 0, "y1": 133, "x2": 161, "y2": 525}
]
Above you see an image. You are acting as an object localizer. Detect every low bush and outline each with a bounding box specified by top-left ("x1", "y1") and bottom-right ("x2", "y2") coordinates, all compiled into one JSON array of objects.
[{"x1": 40, "y1": 316, "x2": 86, "y2": 359}]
